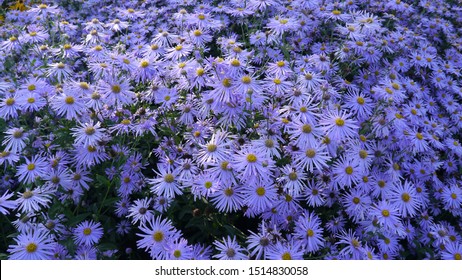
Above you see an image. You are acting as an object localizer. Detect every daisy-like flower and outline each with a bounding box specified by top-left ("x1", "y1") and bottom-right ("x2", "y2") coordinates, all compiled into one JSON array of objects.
[
  {"x1": 148, "y1": 166, "x2": 183, "y2": 198},
  {"x1": 196, "y1": 130, "x2": 232, "y2": 165},
  {"x1": 266, "y1": 16, "x2": 300, "y2": 37},
  {"x1": 336, "y1": 230, "x2": 363, "y2": 259},
  {"x1": 390, "y1": 180, "x2": 422, "y2": 217},
  {"x1": 50, "y1": 92, "x2": 86, "y2": 120},
  {"x1": 246, "y1": 222, "x2": 272, "y2": 260},
  {"x1": 441, "y1": 242, "x2": 462, "y2": 260},
  {"x1": 342, "y1": 188, "x2": 371, "y2": 222},
  {"x1": 370, "y1": 200, "x2": 401, "y2": 231},
  {"x1": 294, "y1": 211, "x2": 324, "y2": 253},
  {"x1": 167, "y1": 238, "x2": 193, "y2": 260},
  {"x1": 73, "y1": 220, "x2": 104, "y2": 246},
  {"x1": 106, "y1": 18, "x2": 129, "y2": 32},
  {"x1": 16, "y1": 155, "x2": 49, "y2": 184},
  {"x1": 213, "y1": 236, "x2": 248, "y2": 260},
  {"x1": 441, "y1": 185, "x2": 462, "y2": 210},
  {"x1": 243, "y1": 181, "x2": 278, "y2": 214},
  {"x1": 99, "y1": 77, "x2": 135, "y2": 106},
  {"x1": 8, "y1": 228, "x2": 56, "y2": 260},
  {"x1": 320, "y1": 110, "x2": 358, "y2": 142},
  {"x1": 191, "y1": 173, "x2": 221, "y2": 200},
  {"x1": 293, "y1": 142, "x2": 331, "y2": 173},
  {"x1": 210, "y1": 184, "x2": 245, "y2": 213},
  {"x1": 127, "y1": 198, "x2": 154, "y2": 225},
  {"x1": 266, "y1": 239, "x2": 304, "y2": 260},
  {"x1": 233, "y1": 145, "x2": 272, "y2": 183},
  {"x1": 2, "y1": 127, "x2": 28, "y2": 153},
  {"x1": 333, "y1": 156, "x2": 362, "y2": 188},
  {"x1": 136, "y1": 216, "x2": 178, "y2": 259},
  {"x1": 0, "y1": 94, "x2": 21, "y2": 120},
  {"x1": 287, "y1": 120, "x2": 322, "y2": 150},
  {"x1": 71, "y1": 121, "x2": 106, "y2": 147},
  {"x1": 277, "y1": 165, "x2": 308, "y2": 196},
  {"x1": 46, "y1": 62, "x2": 73, "y2": 82}
]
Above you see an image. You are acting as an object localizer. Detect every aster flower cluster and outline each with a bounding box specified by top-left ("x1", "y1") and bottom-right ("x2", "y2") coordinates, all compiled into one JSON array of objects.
[{"x1": 0, "y1": 0, "x2": 462, "y2": 260}]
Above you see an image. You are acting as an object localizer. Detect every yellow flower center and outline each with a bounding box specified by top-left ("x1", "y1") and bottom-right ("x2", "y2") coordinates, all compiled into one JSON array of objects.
[
  {"x1": 345, "y1": 166, "x2": 353, "y2": 175},
  {"x1": 27, "y1": 84, "x2": 36, "y2": 91},
  {"x1": 23, "y1": 190, "x2": 33, "y2": 199},
  {"x1": 224, "y1": 188, "x2": 234, "y2": 197},
  {"x1": 382, "y1": 209, "x2": 390, "y2": 217},
  {"x1": 153, "y1": 231, "x2": 164, "y2": 242},
  {"x1": 246, "y1": 154, "x2": 257, "y2": 163},
  {"x1": 83, "y1": 228, "x2": 92, "y2": 235},
  {"x1": 241, "y1": 76, "x2": 251, "y2": 84},
  {"x1": 230, "y1": 59, "x2": 240, "y2": 67},
  {"x1": 281, "y1": 252, "x2": 292, "y2": 260},
  {"x1": 80, "y1": 82, "x2": 89, "y2": 89},
  {"x1": 65, "y1": 96, "x2": 75, "y2": 104},
  {"x1": 335, "y1": 118, "x2": 345, "y2": 126},
  {"x1": 356, "y1": 96, "x2": 365, "y2": 105},
  {"x1": 207, "y1": 144, "x2": 217, "y2": 152},
  {"x1": 307, "y1": 229, "x2": 314, "y2": 237},
  {"x1": 401, "y1": 193, "x2": 410, "y2": 202},
  {"x1": 85, "y1": 126, "x2": 96, "y2": 135},
  {"x1": 140, "y1": 61, "x2": 149, "y2": 68},
  {"x1": 27, "y1": 163, "x2": 36, "y2": 171},
  {"x1": 287, "y1": 171, "x2": 298, "y2": 181},
  {"x1": 164, "y1": 174, "x2": 174, "y2": 183},
  {"x1": 193, "y1": 30, "x2": 202, "y2": 36},
  {"x1": 305, "y1": 149, "x2": 316, "y2": 158},
  {"x1": 196, "y1": 68, "x2": 205, "y2": 76},
  {"x1": 6, "y1": 98, "x2": 15, "y2": 106},
  {"x1": 204, "y1": 181, "x2": 212, "y2": 189},
  {"x1": 26, "y1": 243, "x2": 38, "y2": 253},
  {"x1": 256, "y1": 187, "x2": 266, "y2": 196},
  {"x1": 173, "y1": 250, "x2": 182, "y2": 258},
  {"x1": 222, "y1": 78, "x2": 232, "y2": 88},
  {"x1": 111, "y1": 85, "x2": 121, "y2": 93},
  {"x1": 302, "y1": 124, "x2": 312, "y2": 133}
]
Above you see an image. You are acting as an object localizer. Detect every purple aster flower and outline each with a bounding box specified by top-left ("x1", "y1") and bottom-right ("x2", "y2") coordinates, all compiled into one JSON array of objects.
[
  {"x1": 16, "y1": 155, "x2": 49, "y2": 185},
  {"x1": 136, "y1": 216, "x2": 179, "y2": 259},
  {"x1": 73, "y1": 220, "x2": 104, "y2": 246},
  {"x1": 213, "y1": 236, "x2": 248, "y2": 260},
  {"x1": 71, "y1": 121, "x2": 106, "y2": 147},
  {"x1": 127, "y1": 198, "x2": 154, "y2": 225},
  {"x1": 266, "y1": 239, "x2": 304, "y2": 260},
  {"x1": 294, "y1": 211, "x2": 324, "y2": 253},
  {"x1": 8, "y1": 228, "x2": 56, "y2": 260},
  {"x1": 320, "y1": 110, "x2": 359, "y2": 142}
]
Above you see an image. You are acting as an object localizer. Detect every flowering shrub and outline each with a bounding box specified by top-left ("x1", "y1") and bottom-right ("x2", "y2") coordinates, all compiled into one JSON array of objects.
[{"x1": 0, "y1": 0, "x2": 462, "y2": 260}]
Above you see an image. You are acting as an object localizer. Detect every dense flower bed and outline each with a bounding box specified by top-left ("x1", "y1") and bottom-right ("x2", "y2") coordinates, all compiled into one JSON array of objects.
[{"x1": 0, "y1": 0, "x2": 462, "y2": 260}]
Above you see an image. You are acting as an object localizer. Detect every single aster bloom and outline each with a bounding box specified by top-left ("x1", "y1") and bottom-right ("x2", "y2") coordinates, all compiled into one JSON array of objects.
[
  {"x1": 148, "y1": 166, "x2": 183, "y2": 198},
  {"x1": 320, "y1": 110, "x2": 358, "y2": 142},
  {"x1": 71, "y1": 121, "x2": 106, "y2": 147},
  {"x1": 213, "y1": 236, "x2": 248, "y2": 260},
  {"x1": 16, "y1": 155, "x2": 49, "y2": 184},
  {"x1": 390, "y1": 180, "x2": 422, "y2": 217},
  {"x1": 2, "y1": 127, "x2": 28, "y2": 153},
  {"x1": 8, "y1": 228, "x2": 56, "y2": 260},
  {"x1": 73, "y1": 220, "x2": 104, "y2": 246}
]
